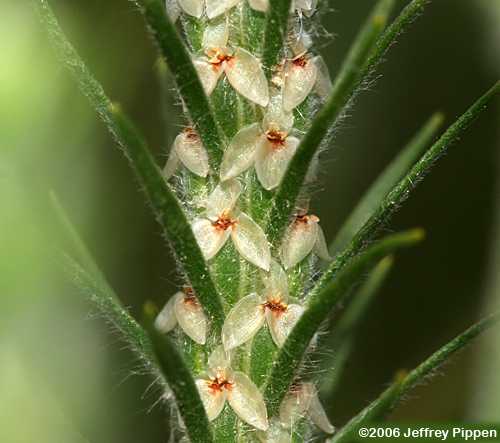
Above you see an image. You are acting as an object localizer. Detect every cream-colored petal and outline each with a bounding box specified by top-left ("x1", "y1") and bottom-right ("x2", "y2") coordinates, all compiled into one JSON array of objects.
[
  {"x1": 232, "y1": 212, "x2": 271, "y2": 271},
  {"x1": 208, "y1": 345, "x2": 231, "y2": 372},
  {"x1": 154, "y1": 294, "x2": 179, "y2": 333},
  {"x1": 308, "y1": 388, "x2": 335, "y2": 434},
  {"x1": 267, "y1": 303, "x2": 304, "y2": 347},
  {"x1": 288, "y1": 30, "x2": 313, "y2": 57},
  {"x1": 280, "y1": 217, "x2": 319, "y2": 269},
  {"x1": 225, "y1": 47, "x2": 269, "y2": 107},
  {"x1": 195, "y1": 378, "x2": 227, "y2": 421},
  {"x1": 263, "y1": 89, "x2": 294, "y2": 133},
  {"x1": 313, "y1": 224, "x2": 331, "y2": 261},
  {"x1": 313, "y1": 56, "x2": 332, "y2": 99},
  {"x1": 248, "y1": 0, "x2": 269, "y2": 12},
  {"x1": 279, "y1": 383, "x2": 315, "y2": 429},
  {"x1": 178, "y1": 0, "x2": 204, "y2": 18},
  {"x1": 165, "y1": 0, "x2": 182, "y2": 22},
  {"x1": 202, "y1": 17, "x2": 229, "y2": 51},
  {"x1": 174, "y1": 292, "x2": 208, "y2": 344},
  {"x1": 205, "y1": 0, "x2": 240, "y2": 19},
  {"x1": 220, "y1": 123, "x2": 261, "y2": 181},
  {"x1": 174, "y1": 130, "x2": 209, "y2": 178},
  {"x1": 257, "y1": 419, "x2": 292, "y2": 443},
  {"x1": 194, "y1": 58, "x2": 224, "y2": 96},
  {"x1": 192, "y1": 218, "x2": 231, "y2": 260},
  {"x1": 283, "y1": 57, "x2": 318, "y2": 112},
  {"x1": 263, "y1": 260, "x2": 289, "y2": 301},
  {"x1": 222, "y1": 293, "x2": 266, "y2": 351},
  {"x1": 205, "y1": 179, "x2": 242, "y2": 219},
  {"x1": 163, "y1": 148, "x2": 179, "y2": 180},
  {"x1": 255, "y1": 136, "x2": 299, "y2": 191},
  {"x1": 228, "y1": 372, "x2": 269, "y2": 431}
]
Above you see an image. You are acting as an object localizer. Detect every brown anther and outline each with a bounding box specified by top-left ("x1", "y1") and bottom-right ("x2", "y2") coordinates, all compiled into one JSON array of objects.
[
  {"x1": 208, "y1": 376, "x2": 233, "y2": 393},
  {"x1": 263, "y1": 298, "x2": 288, "y2": 314},
  {"x1": 266, "y1": 129, "x2": 287, "y2": 148},
  {"x1": 183, "y1": 127, "x2": 199, "y2": 141},
  {"x1": 212, "y1": 213, "x2": 236, "y2": 231},
  {"x1": 292, "y1": 55, "x2": 308, "y2": 68},
  {"x1": 206, "y1": 48, "x2": 233, "y2": 66},
  {"x1": 182, "y1": 287, "x2": 198, "y2": 306},
  {"x1": 295, "y1": 213, "x2": 319, "y2": 224}
]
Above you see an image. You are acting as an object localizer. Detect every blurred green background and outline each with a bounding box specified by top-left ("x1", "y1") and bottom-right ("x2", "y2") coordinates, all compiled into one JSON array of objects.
[{"x1": 0, "y1": 0, "x2": 499, "y2": 442}]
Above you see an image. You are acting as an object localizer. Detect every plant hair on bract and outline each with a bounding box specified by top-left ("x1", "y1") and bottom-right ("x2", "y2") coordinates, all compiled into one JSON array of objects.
[{"x1": 35, "y1": 0, "x2": 500, "y2": 441}]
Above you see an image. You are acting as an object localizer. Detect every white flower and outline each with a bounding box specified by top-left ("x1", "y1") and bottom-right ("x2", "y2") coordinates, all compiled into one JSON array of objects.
[
  {"x1": 279, "y1": 382, "x2": 335, "y2": 434},
  {"x1": 220, "y1": 90, "x2": 299, "y2": 190},
  {"x1": 192, "y1": 19, "x2": 269, "y2": 107},
  {"x1": 280, "y1": 213, "x2": 331, "y2": 270},
  {"x1": 242, "y1": 0, "x2": 318, "y2": 15},
  {"x1": 222, "y1": 261, "x2": 304, "y2": 350},
  {"x1": 192, "y1": 179, "x2": 271, "y2": 270},
  {"x1": 155, "y1": 287, "x2": 208, "y2": 345},
  {"x1": 256, "y1": 418, "x2": 293, "y2": 443},
  {"x1": 196, "y1": 346, "x2": 269, "y2": 430},
  {"x1": 163, "y1": 127, "x2": 209, "y2": 179},
  {"x1": 165, "y1": 0, "x2": 240, "y2": 20}
]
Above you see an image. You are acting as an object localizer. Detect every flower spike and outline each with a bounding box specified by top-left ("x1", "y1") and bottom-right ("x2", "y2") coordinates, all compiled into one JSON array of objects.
[
  {"x1": 192, "y1": 180, "x2": 271, "y2": 270},
  {"x1": 222, "y1": 261, "x2": 304, "y2": 350},
  {"x1": 155, "y1": 288, "x2": 208, "y2": 344},
  {"x1": 281, "y1": 213, "x2": 331, "y2": 269},
  {"x1": 196, "y1": 346, "x2": 269, "y2": 430}
]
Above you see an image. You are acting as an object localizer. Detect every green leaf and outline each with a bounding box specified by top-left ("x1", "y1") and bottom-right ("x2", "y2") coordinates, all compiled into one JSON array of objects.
[
  {"x1": 320, "y1": 256, "x2": 394, "y2": 397},
  {"x1": 266, "y1": 0, "x2": 400, "y2": 244},
  {"x1": 329, "y1": 313, "x2": 500, "y2": 443},
  {"x1": 144, "y1": 304, "x2": 215, "y2": 443},
  {"x1": 263, "y1": 229, "x2": 425, "y2": 415},
  {"x1": 330, "y1": 112, "x2": 444, "y2": 255},
  {"x1": 313, "y1": 81, "x2": 500, "y2": 298},
  {"x1": 34, "y1": 0, "x2": 225, "y2": 331},
  {"x1": 262, "y1": 0, "x2": 293, "y2": 75},
  {"x1": 132, "y1": 0, "x2": 224, "y2": 166}
]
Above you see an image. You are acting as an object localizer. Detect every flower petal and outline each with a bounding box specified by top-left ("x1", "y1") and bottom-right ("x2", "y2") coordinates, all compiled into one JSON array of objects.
[
  {"x1": 228, "y1": 371, "x2": 269, "y2": 431},
  {"x1": 194, "y1": 58, "x2": 224, "y2": 96},
  {"x1": 255, "y1": 136, "x2": 299, "y2": 191},
  {"x1": 208, "y1": 345, "x2": 231, "y2": 372},
  {"x1": 202, "y1": 17, "x2": 229, "y2": 51},
  {"x1": 178, "y1": 0, "x2": 204, "y2": 18},
  {"x1": 313, "y1": 224, "x2": 331, "y2": 261},
  {"x1": 263, "y1": 89, "x2": 294, "y2": 133},
  {"x1": 280, "y1": 216, "x2": 319, "y2": 269},
  {"x1": 283, "y1": 57, "x2": 318, "y2": 112},
  {"x1": 220, "y1": 123, "x2": 261, "y2": 181},
  {"x1": 205, "y1": 179, "x2": 242, "y2": 219},
  {"x1": 165, "y1": 0, "x2": 182, "y2": 22},
  {"x1": 279, "y1": 383, "x2": 315, "y2": 429},
  {"x1": 154, "y1": 294, "x2": 179, "y2": 333},
  {"x1": 195, "y1": 378, "x2": 227, "y2": 421},
  {"x1": 288, "y1": 30, "x2": 313, "y2": 57},
  {"x1": 174, "y1": 130, "x2": 209, "y2": 178},
  {"x1": 257, "y1": 419, "x2": 292, "y2": 443},
  {"x1": 174, "y1": 292, "x2": 208, "y2": 344},
  {"x1": 263, "y1": 260, "x2": 289, "y2": 301},
  {"x1": 192, "y1": 218, "x2": 230, "y2": 260},
  {"x1": 267, "y1": 303, "x2": 304, "y2": 347},
  {"x1": 248, "y1": 0, "x2": 269, "y2": 12},
  {"x1": 225, "y1": 47, "x2": 269, "y2": 107},
  {"x1": 222, "y1": 293, "x2": 266, "y2": 351},
  {"x1": 205, "y1": 0, "x2": 240, "y2": 19},
  {"x1": 232, "y1": 212, "x2": 271, "y2": 271},
  {"x1": 313, "y1": 56, "x2": 332, "y2": 99},
  {"x1": 163, "y1": 148, "x2": 179, "y2": 180},
  {"x1": 308, "y1": 388, "x2": 335, "y2": 434}
]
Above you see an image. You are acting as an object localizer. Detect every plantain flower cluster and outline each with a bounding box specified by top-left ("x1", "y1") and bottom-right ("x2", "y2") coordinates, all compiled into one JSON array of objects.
[{"x1": 158, "y1": 0, "x2": 335, "y2": 439}]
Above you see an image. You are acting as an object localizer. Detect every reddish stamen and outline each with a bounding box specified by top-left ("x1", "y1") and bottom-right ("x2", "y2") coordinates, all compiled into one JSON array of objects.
[
  {"x1": 266, "y1": 129, "x2": 287, "y2": 148},
  {"x1": 208, "y1": 376, "x2": 233, "y2": 393},
  {"x1": 212, "y1": 213, "x2": 236, "y2": 231},
  {"x1": 292, "y1": 55, "x2": 308, "y2": 68}
]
